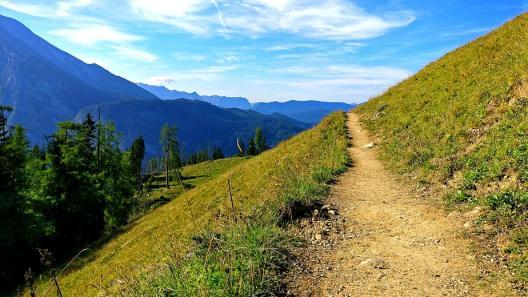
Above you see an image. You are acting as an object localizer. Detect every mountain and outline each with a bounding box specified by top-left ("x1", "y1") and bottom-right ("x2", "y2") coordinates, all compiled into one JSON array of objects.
[
  {"x1": 137, "y1": 83, "x2": 252, "y2": 109},
  {"x1": 0, "y1": 15, "x2": 158, "y2": 143},
  {"x1": 357, "y1": 13, "x2": 528, "y2": 286},
  {"x1": 252, "y1": 101, "x2": 355, "y2": 123},
  {"x1": 138, "y1": 83, "x2": 355, "y2": 124},
  {"x1": 75, "y1": 99, "x2": 310, "y2": 158}
]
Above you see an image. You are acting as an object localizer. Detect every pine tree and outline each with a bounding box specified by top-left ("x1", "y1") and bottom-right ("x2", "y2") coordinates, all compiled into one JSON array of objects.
[
  {"x1": 44, "y1": 121, "x2": 106, "y2": 247},
  {"x1": 247, "y1": 138, "x2": 257, "y2": 156},
  {"x1": 130, "y1": 136, "x2": 145, "y2": 191},
  {"x1": 0, "y1": 118, "x2": 32, "y2": 286},
  {"x1": 254, "y1": 127, "x2": 268, "y2": 154},
  {"x1": 212, "y1": 147, "x2": 225, "y2": 160},
  {"x1": 160, "y1": 124, "x2": 179, "y2": 189}
]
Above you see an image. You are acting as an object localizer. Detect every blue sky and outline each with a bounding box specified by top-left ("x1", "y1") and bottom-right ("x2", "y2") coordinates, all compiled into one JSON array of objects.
[{"x1": 0, "y1": 1, "x2": 526, "y2": 103}]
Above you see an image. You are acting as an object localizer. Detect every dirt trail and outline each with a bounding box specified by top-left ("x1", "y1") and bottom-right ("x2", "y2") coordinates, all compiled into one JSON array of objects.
[{"x1": 286, "y1": 113, "x2": 506, "y2": 297}]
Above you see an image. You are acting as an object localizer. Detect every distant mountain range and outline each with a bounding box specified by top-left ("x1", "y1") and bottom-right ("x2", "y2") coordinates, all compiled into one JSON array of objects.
[
  {"x1": 0, "y1": 15, "x2": 157, "y2": 143},
  {"x1": 137, "y1": 83, "x2": 252, "y2": 109},
  {"x1": 76, "y1": 99, "x2": 308, "y2": 157},
  {"x1": 0, "y1": 15, "x2": 313, "y2": 157},
  {"x1": 138, "y1": 83, "x2": 355, "y2": 124},
  {"x1": 252, "y1": 101, "x2": 355, "y2": 124}
]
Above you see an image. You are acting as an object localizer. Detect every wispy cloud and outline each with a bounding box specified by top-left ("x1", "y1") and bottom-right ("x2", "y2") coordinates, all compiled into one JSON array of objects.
[
  {"x1": 56, "y1": 0, "x2": 92, "y2": 17},
  {"x1": 127, "y1": 0, "x2": 415, "y2": 40},
  {"x1": 265, "y1": 43, "x2": 318, "y2": 52},
  {"x1": 111, "y1": 45, "x2": 159, "y2": 62},
  {"x1": 256, "y1": 63, "x2": 411, "y2": 101},
  {"x1": 0, "y1": 0, "x2": 92, "y2": 17},
  {"x1": 442, "y1": 27, "x2": 493, "y2": 38},
  {"x1": 51, "y1": 24, "x2": 144, "y2": 46},
  {"x1": 146, "y1": 64, "x2": 239, "y2": 84}
]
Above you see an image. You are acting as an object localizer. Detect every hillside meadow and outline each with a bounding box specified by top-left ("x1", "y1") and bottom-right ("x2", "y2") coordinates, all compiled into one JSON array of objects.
[
  {"x1": 31, "y1": 112, "x2": 349, "y2": 296},
  {"x1": 357, "y1": 13, "x2": 528, "y2": 289}
]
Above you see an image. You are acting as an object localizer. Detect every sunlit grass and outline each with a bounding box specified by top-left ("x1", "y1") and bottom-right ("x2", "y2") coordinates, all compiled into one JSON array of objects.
[
  {"x1": 32, "y1": 112, "x2": 349, "y2": 296},
  {"x1": 356, "y1": 13, "x2": 528, "y2": 286}
]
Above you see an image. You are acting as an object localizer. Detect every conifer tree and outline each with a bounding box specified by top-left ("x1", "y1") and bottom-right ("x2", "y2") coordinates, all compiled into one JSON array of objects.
[
  {"x1": 130, "y1": 136, "x2": 145, "y2": 190},
  {"x1": 254, "y1": 127, "x2": 268, "y2": 154},
  {"x1": 160, "y1": 124, "x2": 179, "y2": 189},
  {"x1": 247, "y1": 138, "x2": 257, "y2": 156},
  {"x1": 212, "y1": 147, "x2": 224, "y2": 160}
]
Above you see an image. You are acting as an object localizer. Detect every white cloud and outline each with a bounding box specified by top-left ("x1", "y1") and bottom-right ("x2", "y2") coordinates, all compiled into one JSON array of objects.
[
  {"x1": 258, "y1": 63, "x2": 411, "y2": 101},
  {"x1": 56, "y1": 0, "x2": 93, "y2": 17},
  {"x1": 0, "y1": 0, "x2": 54, "y2": 17},
  {"x1": 111, "y1": 46, "x2": 159, "y2": 62},
  {"x1": 0, "y1": 0, "x2": 93, "y2": 17},
  {"x1": 265, "y1": 43, "x2": 317, "y2": 52},
  {"x1": 129, "y1": 0, "x2": 212, "y2": 34},
  {"x1": 127, "y1": 0, "x2": 415, "y2": 40},
  {"x1": 51, "y1": 24, "x2": 143, "y2": 46},
  {"x1": 145, "y1": 65, "x2": 238, "y2": 84},
  {"x1": 194, "y1": 65, "x2": 238, "y2": 73},
  {"x1": 145, "y1": 75, "x2": 177, "y2": 86}
]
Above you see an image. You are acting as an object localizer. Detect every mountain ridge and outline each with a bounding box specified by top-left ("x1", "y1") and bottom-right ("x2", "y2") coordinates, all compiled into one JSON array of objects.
[
  {"x1": 0, "y1": 14, "x2": 159, "y2": 143},
  {"x1": 138, "y1": 82, "x2": 355, "y2": 123},
  {"x1": 75, "y1": 98, "x2": 310, "y2": 158},
  {"x1": 137, "y1": 83, "x2": 251, "y2": 109}
]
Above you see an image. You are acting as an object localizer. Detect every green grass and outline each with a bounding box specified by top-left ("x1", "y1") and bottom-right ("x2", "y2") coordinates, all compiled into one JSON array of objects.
[
  {"x1": 356, "y1": 13, "x2": 528, "y2": 288},
  {"x1": 32, "y1": 112, "x2": 349, "y2": 296},
  {"x1": 135, "y1": 158, "x2": 245, "y2": 213}
]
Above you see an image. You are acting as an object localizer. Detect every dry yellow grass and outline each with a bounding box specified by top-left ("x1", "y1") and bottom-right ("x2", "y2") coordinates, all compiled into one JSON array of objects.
[{"x1": 33, "y1": 112, "x2": 348, "y2": 296}]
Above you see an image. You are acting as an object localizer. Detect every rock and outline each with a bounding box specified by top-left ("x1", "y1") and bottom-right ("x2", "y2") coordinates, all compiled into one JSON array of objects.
[
  {"x1": 464, "y1": 206, "x2": 483, "y2": 219},
  {"x1": 358, "y1": 258, "x2": 389, "y2": 269},
  {"x1": 361, "y1": 143, "x2": 376, "y2": 149}
]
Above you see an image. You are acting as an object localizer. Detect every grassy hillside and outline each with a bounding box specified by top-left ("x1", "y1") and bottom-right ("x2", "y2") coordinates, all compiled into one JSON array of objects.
[
  {"x1": 32, "y1": 112, "x2": 349, "y2": 296},
  {"x1": 356, "y1": 13, "x2": 528, "y2": 289}
]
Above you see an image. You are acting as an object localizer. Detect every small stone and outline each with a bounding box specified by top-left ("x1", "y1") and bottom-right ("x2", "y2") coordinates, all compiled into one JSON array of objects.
[
  {"x1": 361, "y1": 143, "x2": 376, "y2": 149},
  {"x1": 358, "y1": 258, "x2": 389, "y2": 269}
]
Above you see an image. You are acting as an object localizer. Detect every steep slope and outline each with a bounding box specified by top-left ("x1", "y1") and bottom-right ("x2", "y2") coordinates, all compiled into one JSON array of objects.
[
  {"x1": 75, "y1": 99, "x2": 310, "y2": 157},
  {"x1": 0, "y1": 15, "x2": 157, "y2": 143},
  {"x1": 0, "y1": 16, "x2": 157, "y2": 101},
  {"x1": 253, "y1": 100, "x2": 355, "y2": 123},
  {"x1": 357, "y1": 13, "x2": 528, "y2": 289},
  {"x1": 137, "y1": 83, "x2": 252, "y2": 109},
  {"x1": 32, "y1": 112, "x2": 348, "y2": 296}
]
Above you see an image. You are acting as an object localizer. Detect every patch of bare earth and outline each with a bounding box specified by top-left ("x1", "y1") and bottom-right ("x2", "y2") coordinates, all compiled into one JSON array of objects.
[{"x1": 284, "y1": 113, "x2": 512, "y2": 297}]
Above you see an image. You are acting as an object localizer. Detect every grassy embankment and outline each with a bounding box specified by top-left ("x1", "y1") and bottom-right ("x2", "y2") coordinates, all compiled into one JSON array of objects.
[
  {"x1": 356, "y1": 13, "x2": 528, "y2": 290},
  {"x1": 33, "y1": 112, "x2": 349, "y2": 296}
]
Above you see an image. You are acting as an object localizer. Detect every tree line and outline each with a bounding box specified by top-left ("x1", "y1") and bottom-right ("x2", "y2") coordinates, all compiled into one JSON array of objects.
[
  {"x1": 145, "y1": 126, "x2": 268, "y2": 175},
  {"x1": 1, "y1": 103, "x2": 269, "y2": 290},
  {"x1": 0, "y1": 106, "x2": 146, "y2": 290},
  {"x1": 237, "y1": 127, "x2": 269, "y2": 157}
]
